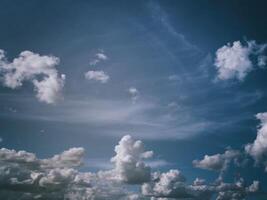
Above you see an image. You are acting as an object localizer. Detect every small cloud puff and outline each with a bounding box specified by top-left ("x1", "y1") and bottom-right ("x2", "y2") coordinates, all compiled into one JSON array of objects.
[
  {"x1": 128, "y1": 87, "x2": 139, "y2": 103},
  {"x1": 85, "y1": 70, "x2": 110, "y2": 83}
]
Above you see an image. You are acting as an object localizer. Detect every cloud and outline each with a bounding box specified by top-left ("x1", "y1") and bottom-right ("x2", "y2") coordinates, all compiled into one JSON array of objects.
[
  {"x1": 214, "y1": 40, "x2": 266, "y2": 81},
  {"x1": 128, "y1": 87, "x2": 139, "y2": 103},
  {"x1": 168, "y1": 75, "x2": 180, "y2": 81},
  {"x1": 215, "y1": 179, "x2": 260, "y2": 200},
  {"x1": 0, "y1": 50, "x2": 65, "y2": 104},
  {"x1": 110, "y1": 135, "x2": 153, "y2": 184},
  {"x1": 0, "y1": 135, "x2": 153, "y2": 199},
  {"x1": 84, "y1": 70, "x2": 110, "y2": 83},
  {"x1": 0, "y1": 135, "x2": 261, "y2": 199},
  {"x1": 193, "y1": 149, "x2": 241, "y2": 172},
  {"x1": 142, "y1": 171, "x2": 259, "y2": 200},
  {"x1": 89, "y1": 50, "x2": 108, "y2": 66},
  {"x1": 245, "y1": 112, "x2": 267, "y2": 169},
  {"x1": 193, "y1": 178, "x2": 206, "y2": 186}
]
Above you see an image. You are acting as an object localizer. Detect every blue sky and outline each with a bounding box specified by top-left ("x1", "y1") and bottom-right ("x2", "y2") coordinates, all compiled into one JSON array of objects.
[{"x1": 0, "y1": 0, "x2": 267, "y2": 199}]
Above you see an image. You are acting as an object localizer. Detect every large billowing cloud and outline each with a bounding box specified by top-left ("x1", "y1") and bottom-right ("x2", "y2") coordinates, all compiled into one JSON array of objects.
[
  {"x1": 0, "y1": 50, "x2": 65, "y2": 104},
  {"x1": 110, "y1": 135, "x2": 153, "y2": 184},
  {"x1": 214, "y1": 40, "x2": 266, "y2": 81},
  {"x1": 245, "y1": 112, "x2": 267, "y2": 170},
  {"x1": 192, "y1": 149, "x2": 241, "y2": 172},
  {"x1": 0, "y1": 135, "x2": 261, "y2": 199}
]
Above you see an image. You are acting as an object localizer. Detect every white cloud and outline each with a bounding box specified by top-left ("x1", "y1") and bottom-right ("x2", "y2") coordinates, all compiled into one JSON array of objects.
[
  {"x1": 0, "y1": 50, "x2": 65, "y2": 104},
  {"x1": 142, "y1": 171, "x2": 259, "y2": 200},
  {"x1": 128, "y1": 87, "x2": 139, "y2": 103},
  {"x1": 96, "y1": 52, "x2": 108, "y2": 60},
  {"x1": 247, "y1": 181, "x2": 260, "y2": 193},
  {"x1": 193, "y1": 149, "x2": 240, "y2": 172},
  {"x1": 0, "y1": 135, "x2": 261, "y2": 199},
  {"x1": 214, "y1": 40, "x2": 266, "y2": 81},
  {"x1": 193, "y1": 178, "x2": 206, "y2": 186},
  {"x1": 84, "y1": 70, "x2": 110, "y2": 83},
  {"x1": 245, "y1": 112, "x2": 267, "y2": 169},
  {"x1": 215, "y1": 179, "x2": 259, "y2": 200},
  {"x1": 41, "y1": 147, "x2": 85, "y2": 168},
  {"x1": 89, "y1": 50, "x2": 108, "y2": 66},
  {"x1": 110, "y1": 135, "x2": 153, "y2": 184},
  {"x1": 142, "y1": 169, "x2": 214, "y2": 199}
]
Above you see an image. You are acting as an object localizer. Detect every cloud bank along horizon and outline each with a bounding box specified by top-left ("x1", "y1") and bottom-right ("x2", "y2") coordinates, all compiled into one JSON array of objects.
[{"x1": 0, "y1": 134, "x2": 261, "y2": 199}]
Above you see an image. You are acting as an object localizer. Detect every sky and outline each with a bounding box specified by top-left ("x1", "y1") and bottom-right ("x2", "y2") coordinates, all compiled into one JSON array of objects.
[{"x1": 0, "y1": 0, "x2": 267, "y2": 199}]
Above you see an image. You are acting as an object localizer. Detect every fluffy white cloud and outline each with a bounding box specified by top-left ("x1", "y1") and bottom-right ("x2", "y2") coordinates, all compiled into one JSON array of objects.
[
  {"x1": 41, "y1": 147, "x2": 85, "y2": 168},
  {"x1": 0, "y1": 135, "x2": 262, "y2": 200},
  {"x1": 89, "y1": 50, "x2": 108, "y2": 66},
  {"x1": 84, "y1": 70, "x2": 110, "y2": 83},
  {"x1": 214, "y1": 40, "x2": 266, "y2": 81},
  {"x1": 111, "y1": 135, "x2": 153, "y2": 184},
  {"x1": 0, "y1": 50, "x2": 65, "y2": 104},
  {"x1": 245, "y1": 112, "x2": 267, "y2": 169},
  {"x1": 143, "y1": 171, "x2": 259, "y2": 200},
  {"x1": 193, "y1": 149, "x2": 240, "y2": 172},
  {"x1": 215, "y1": 179, "x2": 260, "y2": 200},
  {"x1": 128, "y1": 87, "x2": 139, "y2": 103},
  {"x1": 142, "y1": 169, "x2": 213, "y2": 199}
]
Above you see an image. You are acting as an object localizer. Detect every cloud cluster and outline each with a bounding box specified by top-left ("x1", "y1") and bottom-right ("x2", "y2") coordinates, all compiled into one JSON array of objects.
[
  {"x1": 245, "y1": 112, "x2": 267, "y2": 169},
  {"x1": 0, "y1": 147, "x2": 86, "y2": 199},
  {"x1": 193, "y1": 149, "x2": 241, "y2": 172},
  {"x1": 142, "y1": 170, "x2": 258, "y2": 200},
  {"x1": 85, "y1": 70, "x2": 110, "y2": 83},
  {"x1": 0, "y1": 135, "x2": 261, "y2": 200},
  {"x1": 214, "y1": 40, "x2": 266, "y2": 81},
  {"x1": 0, "y1": 50, "x2": 65, "y2": 104}
]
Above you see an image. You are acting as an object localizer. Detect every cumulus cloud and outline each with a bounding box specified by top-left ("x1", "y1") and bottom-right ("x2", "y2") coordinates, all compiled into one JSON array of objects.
[
  {"x1": 128, "y1": 87, "x2": 139, "y2": 103},
  {"x1": 193, "y1": 178, "x2": 206, "y2": 186},
  {"x1": 245, "y1": 112, "x2": 267, "y2": 169},
  {"x1": 142, "y1": 171, "x2": 259, "y2": 200},
  {"x1": 84, "y1": 70, "x2": 110, "y2": 83},
  {"x1": 214, "y1": 40, "x2": 267, "y2": 81},
  {"x1": 192, "y1": 149, "x2": 241, "y2": 172},
  {"x1": 0, "y1": 50, "x2": 65, "y2": 104},
  {"x1": 89, "y1": 50, "x2": 108, "y2": 66},
  {"x1": 110, "y1": 135, "x2": 153, "y2": 184},
  {"x1": 0, "y1": 135, "x2": 262, "y2": 200}
]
